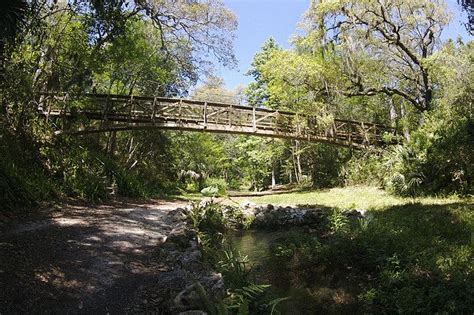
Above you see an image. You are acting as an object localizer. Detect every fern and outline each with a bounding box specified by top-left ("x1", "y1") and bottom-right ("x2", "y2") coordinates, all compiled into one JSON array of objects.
[
  {"x1": 268, "y1": 297, "x2": 291, "y2": 315},
  {"x1": 235, "y1": 284, "x2": 270, "y2": 300}
]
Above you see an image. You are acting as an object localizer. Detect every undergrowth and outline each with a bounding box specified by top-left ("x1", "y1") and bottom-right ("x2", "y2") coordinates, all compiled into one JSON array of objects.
[
  {"x1": 267, "y1": 202, "x2": 474, "y2": 313},
  {"x1": 186, "y1": 201, "x2": 285, "y2": 314}
]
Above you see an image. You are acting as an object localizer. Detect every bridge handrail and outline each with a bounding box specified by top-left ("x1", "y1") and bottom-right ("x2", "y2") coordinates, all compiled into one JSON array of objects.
[
  {"x1": 38, "y1": 92, "x2": 397, "y2": 148},
  {"x1": 38, "y1": 92, "x2": 395, "y2": 131}
]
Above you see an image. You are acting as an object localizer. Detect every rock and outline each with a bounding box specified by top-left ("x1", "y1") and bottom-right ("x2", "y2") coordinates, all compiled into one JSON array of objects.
[
  {"x1": 345, "y1": 209, "x2": 368, "y2": 219},
  {"x1": 166, "y1": 225, "x2": 195, "y2": 248},
  {"x1": 199, "y1": 199, "x2": 213, "y2": 208},
  {"x1": 240, "y1": 200, "x2": 257, "y2": 209},
  {"x1": 173, "y1": 272, "x2": 224, "y2": 311},
  {"x1": 169, "y1": 208, "x2": 188, "y2": 218},
  {"x1": 250, "y1": 204, "x2": 327, "y2": 227},
  {"x1": 182, "y1": 250, "x2": 202, "y2": 264},
  {"x1": 174, "y1": 284, "x2": 201, "y2": 310}
]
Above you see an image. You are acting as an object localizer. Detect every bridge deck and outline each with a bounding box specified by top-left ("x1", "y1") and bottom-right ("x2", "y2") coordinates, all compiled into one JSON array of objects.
[{"x1": 38, "y1": 93, "x2": 395, "y2": 149}]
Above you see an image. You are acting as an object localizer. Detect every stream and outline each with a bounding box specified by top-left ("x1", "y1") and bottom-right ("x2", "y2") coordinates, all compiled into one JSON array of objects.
[{"x1": 230, "y1": 228, "x2": 360, "y2": 314}]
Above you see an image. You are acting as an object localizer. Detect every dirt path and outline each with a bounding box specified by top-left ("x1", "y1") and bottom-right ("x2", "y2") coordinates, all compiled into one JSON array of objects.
[{"x1": 0, "y1": 199, "x2": 194, "y2": 314}]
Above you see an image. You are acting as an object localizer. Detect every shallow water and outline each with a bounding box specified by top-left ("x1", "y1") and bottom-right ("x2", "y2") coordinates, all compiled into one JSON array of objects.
[
  {"x1": 230, "y1": 228, "x2": 359, "y2": 314},
  {"x1": 230, "y1": 229, "x2": 300, "y2": 262}
]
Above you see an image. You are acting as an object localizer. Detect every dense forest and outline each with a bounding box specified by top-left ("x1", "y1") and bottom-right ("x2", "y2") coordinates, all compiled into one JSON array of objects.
[{"x1": 0, "y1": 0, "x2": 473, "y2": 209}]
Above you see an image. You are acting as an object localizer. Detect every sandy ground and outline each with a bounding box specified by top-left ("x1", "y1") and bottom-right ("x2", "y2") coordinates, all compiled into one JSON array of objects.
[{"x1": 0, "y1": 199, "x2": 189, "y2": 314}]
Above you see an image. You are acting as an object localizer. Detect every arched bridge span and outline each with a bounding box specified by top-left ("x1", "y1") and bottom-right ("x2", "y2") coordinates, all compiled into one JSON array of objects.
[{"x1": 38, "y1": 93, "x2": 396, "y2": 149}]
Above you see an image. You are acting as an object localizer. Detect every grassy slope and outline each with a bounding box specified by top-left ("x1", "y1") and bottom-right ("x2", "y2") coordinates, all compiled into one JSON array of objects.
[{"x1": 233, "y1": 186, "x2": 471, "y2": 210}]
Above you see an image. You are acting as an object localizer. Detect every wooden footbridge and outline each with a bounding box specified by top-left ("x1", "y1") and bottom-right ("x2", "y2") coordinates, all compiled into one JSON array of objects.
[{"x1": 38, "y1": 93, "x2": 396, "y2": 149}]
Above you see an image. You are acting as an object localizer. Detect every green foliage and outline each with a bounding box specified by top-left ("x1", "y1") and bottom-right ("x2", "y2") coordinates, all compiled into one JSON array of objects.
[
  {"x1": 0, "y1": 166, "x2": 35, "y2": 210},
  {"x1": 218, "y1": 247, "x2": 252, "y2": 289},
  {"x1": 187, "y1": 202, "x2": 285, "y2": 314},
  {"x1": 204, "y1": 177, "x2": 228, "y2": 196},
  {"x1": 114, "y1": 170, "x2": 146, "y2": 198},
  {"x1": 201, "y1": 186, "x2": 219, "y2": 197},
  {"x1": 0, "y1": 126, "x2": 54, "y2": 211},
  {"x1": 328, "y1": 208, "x2": 350, "y2": 234},
  {"x1": 345, "y1": 89, "x2": 473, "y2": 197},
  {"x1": 305, "y1": 143, "x2": 350, "y2": 188},
  {"x1": 0, "y1": 0, "x2": 239, "y2": 212},
  {"x1": 245, "y1": 38, "x2": 281, "y2": 108},
  {"x1": 232, "y1": 137, "x2": 282, "y2": 191},
  {"x1": 343, "y1": 150, "x2": 387, "y2": 187},
  {"x1": 188, "y1": 201, "x2": 229, "y2": 238},
  {"x1": 305, "y1": 0, "x2": 450, "y2": 112},
  {"x1": 266, "y1": 202, "x2": 474, "y2": 314},
  {"x1": 384, "y1": 109, "x2": 473, "y2": 196}
]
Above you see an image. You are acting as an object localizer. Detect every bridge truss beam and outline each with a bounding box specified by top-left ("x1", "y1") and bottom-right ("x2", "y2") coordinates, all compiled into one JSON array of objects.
[{"x1": 38, "y1": 93, "x2": 396, "y2": 149}]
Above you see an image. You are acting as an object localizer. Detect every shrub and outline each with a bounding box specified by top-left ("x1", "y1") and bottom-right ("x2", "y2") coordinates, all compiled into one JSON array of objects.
[
  {"x1": 343, "y1": 149, "x2": 387, "y2": 187},
  {"x1": 0, "y1": 167, "x2": 35, "y2": 210},
  {"x1": 344, "y1": 114, "x2": 473, "y2": 196},
  {"x1": 0, "y1": 126, "x2": 55, "y2": 211},
  {"x1": 201, "y1": 186, "x2": 219, "y2": 197},
  {"x1": 204, "y1": 177, "x2": 228, "y2": 195}
]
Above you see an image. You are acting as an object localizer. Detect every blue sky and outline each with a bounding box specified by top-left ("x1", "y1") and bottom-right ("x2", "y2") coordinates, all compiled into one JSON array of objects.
[{"x1": 213, "y1": 0, "x2": 471, "y2": 90}]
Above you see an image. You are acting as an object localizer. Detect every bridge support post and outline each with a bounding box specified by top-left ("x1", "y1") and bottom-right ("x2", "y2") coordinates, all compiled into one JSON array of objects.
[
  {"x1": 252, "y1": 105, "x2": 256, "y2": 132},
  {"x1": 128, "y1": 95, "x2": 135, "y2": 125},
  {"x1": 151, "y1": 97, "x2": 157, "y2": 125},
  {"x1": 178, "y1": 99, "x2": 182, "y2": 124},
  {"x1": 204, "y1": 101, "x2": 207, "y2": 128}
]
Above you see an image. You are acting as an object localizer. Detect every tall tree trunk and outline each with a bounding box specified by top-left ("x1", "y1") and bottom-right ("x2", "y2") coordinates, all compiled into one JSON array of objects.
[
  {"x1": 271, "y1": 166, "x2": 276, "y2": 189},
  {"x1": 294, "y1": 140, "x2": 303, "y2": 183},
  {"x1": 389, "y1": 98, "x2": 397, "y2": 128},
  {"x1": 107, "y1": 131, "x2": 117, "y2": 155},
  {"x1": 400, "y1": 103, "x2": 411, "y2": 141},
  {"x1": 292, "y1": 150, "x2": 298, "y2": 183}
]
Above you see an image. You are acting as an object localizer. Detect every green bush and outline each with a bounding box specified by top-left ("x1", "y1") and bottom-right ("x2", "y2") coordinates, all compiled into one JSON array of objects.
[
  {"x1": 0, "y1": 167, "x2": 35, "y2": 210},
  {"x1": 343, "y1": 150, "x2": 387, "y2": 187},
  {"x1": 201, "y1": 186, "x2": 219, "y2": 197},
  {"x1": 385, "y1": 115, "x2": 473, "y2": 196},
  {"x1": 115, "y1": 170, "x2": 146, "y2": 197},
  {"x1": 306, "y1": 143, "x2": 351, "y2": 188},
  {"x1": 204, "y1": 177, "x2": 228, "y2": 195},
  {"x1": 0, "y1": 126, "x2": 56, "y2": 211},
  {"x1": 344, "y1": 113, "x2": 473, "y2": 197}
]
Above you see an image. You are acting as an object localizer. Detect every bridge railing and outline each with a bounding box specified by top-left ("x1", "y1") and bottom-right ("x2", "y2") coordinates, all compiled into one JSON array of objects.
[{"x1": 38, "y1": 93, "x2": 395, "y2": 147}]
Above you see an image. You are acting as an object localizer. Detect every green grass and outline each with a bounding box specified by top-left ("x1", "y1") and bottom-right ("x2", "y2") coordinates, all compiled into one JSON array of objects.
[
  {"x1": 167, "y1": 192, "x2": 204, "y2": 201},
  {"x1": 234, "y1": 186, "x2": 470, "y2": 210},
  {"x1": 192, "y1": 186, "x2": 474, "y2": 313},
  {"x1": 232, "y1": 188, "x2": 474, "y2": 313}
]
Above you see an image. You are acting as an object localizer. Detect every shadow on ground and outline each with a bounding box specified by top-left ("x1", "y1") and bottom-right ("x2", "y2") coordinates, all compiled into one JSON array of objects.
[{"x1": 0, "y1": 199, "x2": 191, "y2": 313}]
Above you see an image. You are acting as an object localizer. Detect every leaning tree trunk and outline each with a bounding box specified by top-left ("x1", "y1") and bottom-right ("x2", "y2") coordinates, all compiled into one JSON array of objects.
[{"x1": 292, "y1": 140, "x2": 303, "y2": 183}]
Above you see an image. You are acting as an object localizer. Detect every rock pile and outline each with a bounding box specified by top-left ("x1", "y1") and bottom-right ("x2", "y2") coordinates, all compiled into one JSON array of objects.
[
  {"x1": 239, "y1": 201, "x2": 368, "y2": 228},
  {"x1": 126, "y1": 208, "x2": 225, "y2": 314},
  {"x1": 251, "y1": 204, "x2": 326, "y2": 227}
]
